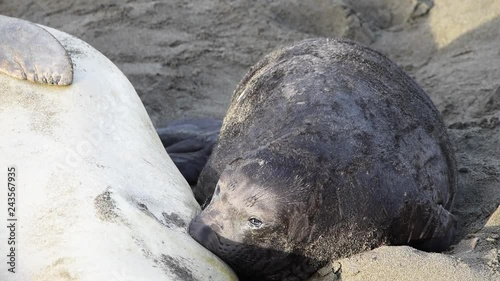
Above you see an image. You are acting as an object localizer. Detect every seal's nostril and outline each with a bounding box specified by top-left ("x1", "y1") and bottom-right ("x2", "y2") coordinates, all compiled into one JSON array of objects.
[{"x1": 200, "y1": 225, "x2": 212, "y2": 239}]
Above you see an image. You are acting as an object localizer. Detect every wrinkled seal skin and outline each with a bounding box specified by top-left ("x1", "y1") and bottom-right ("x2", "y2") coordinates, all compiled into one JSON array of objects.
[
  {"x1": 190, "y1": 38, "x2": 457, "y2": 281},
  {"x1": 0, "y1": 15, "x2": 73, "y2": 86}
]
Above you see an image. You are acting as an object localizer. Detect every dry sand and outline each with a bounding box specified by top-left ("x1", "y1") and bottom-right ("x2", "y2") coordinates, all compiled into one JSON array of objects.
[{"x1": 1, "y1": 0, "x2": 498, "y2": 280}]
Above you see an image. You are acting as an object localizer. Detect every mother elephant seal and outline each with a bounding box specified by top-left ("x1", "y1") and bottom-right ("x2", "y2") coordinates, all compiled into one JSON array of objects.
[
  {"x1": 190, "y1": 38, "x2": 457, "y2": 281},
  {"x1": 0, "y1": 16, "x2": 236, "y2": 281}
]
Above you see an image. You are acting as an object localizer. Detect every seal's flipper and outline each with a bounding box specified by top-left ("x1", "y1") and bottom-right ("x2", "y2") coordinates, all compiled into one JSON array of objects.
[
  {"x1": 409, "y1": 205, "x2": 457, "y2": 252},
  {"x1": 157, "y1": 118, "x2": 222, "y2": 185},
  {"x1": 0, "y1": 15, "x2": 73, "y2": 86}
]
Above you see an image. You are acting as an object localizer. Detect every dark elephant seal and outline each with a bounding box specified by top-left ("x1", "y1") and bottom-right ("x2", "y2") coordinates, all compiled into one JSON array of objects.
[{"x1": 188, "y1": 38, "x2": 457, "y2": 281}]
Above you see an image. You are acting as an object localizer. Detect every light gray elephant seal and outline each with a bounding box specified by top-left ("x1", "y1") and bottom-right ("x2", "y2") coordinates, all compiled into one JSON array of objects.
[
  {"x1": 0, "y1": 15, "x2": 73, "y2": 85},
  {"x1": 188, "y1": 38, "x2": 457, "y2": 281},
  {"x1": 0, "y1": 16, "x2": 238, "y2": 281}
]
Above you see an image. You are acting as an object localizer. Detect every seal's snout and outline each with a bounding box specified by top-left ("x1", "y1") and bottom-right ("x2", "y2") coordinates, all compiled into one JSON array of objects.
[{"x1": 189, "y1": 219, "x2": 214, "y2": 247}]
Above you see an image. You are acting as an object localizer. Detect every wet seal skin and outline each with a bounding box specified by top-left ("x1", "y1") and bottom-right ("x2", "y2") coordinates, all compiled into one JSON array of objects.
[
  {"x1": 0, "y1": 15, "x2": 73, "y2": 86},
  {"x1": 189, "y1": 38, "x2": 458, "y2": 281}
]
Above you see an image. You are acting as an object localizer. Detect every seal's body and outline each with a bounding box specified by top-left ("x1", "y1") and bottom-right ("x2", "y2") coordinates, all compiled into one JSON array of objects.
[
  {"x1": 189, "y1": 38, "x2": 457, "y2": 281},
  {"x1": 0, "y1": 16, "x2": 236, "y2": 281}
]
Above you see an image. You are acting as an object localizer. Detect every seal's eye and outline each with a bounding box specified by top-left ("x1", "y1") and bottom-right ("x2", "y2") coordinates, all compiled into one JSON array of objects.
[
  {"x1": 207, "y1": 184, "x2": 222, "y2": 207},
  {"x1": 248, "y1": 217, "x2": 263, "y2": 228},
  {"x1": 214, "y1": 184, "x2": 221, "y2": 196}
]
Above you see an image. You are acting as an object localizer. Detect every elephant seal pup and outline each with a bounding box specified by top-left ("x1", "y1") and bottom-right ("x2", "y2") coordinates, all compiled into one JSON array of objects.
[
  {"x1": 0, "y1": 15, "x2": 73, "y2": 85},
  {"x1": 189, "y1": 38, "x2": 457, "y2": 281}
]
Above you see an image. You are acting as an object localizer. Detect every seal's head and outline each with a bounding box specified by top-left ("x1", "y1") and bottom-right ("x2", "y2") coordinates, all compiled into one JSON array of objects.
[{"x1": 189, "y1": 148, "x2": 327, "y2": 281}]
